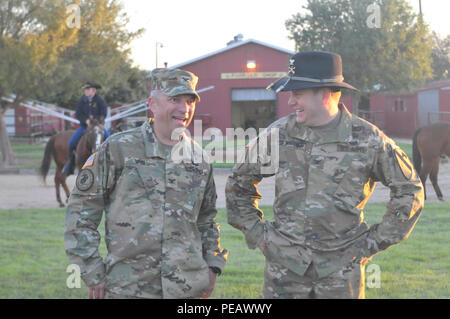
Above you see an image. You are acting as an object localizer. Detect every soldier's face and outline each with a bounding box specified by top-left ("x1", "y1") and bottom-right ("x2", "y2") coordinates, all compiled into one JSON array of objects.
[
  {"x1": 150, "y1": 93, "x2": 196, "y2": 133},
  {"x1": 288, "y1": 89, "x2": 327, "y2": 126},
  {"x1": 84, "y1": 88, "x2": 96, "y2": 98}
]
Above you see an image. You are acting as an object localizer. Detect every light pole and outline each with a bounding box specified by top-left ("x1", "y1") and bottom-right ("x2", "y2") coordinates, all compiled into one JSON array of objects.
[{"x1": 155, "y1": 41, "x2": 163, "y2": 68}]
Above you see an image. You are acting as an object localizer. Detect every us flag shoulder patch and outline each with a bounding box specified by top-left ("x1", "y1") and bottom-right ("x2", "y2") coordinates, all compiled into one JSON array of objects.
[{"x1": 82, "y1": 154, "x2": 96, "y2": 169}]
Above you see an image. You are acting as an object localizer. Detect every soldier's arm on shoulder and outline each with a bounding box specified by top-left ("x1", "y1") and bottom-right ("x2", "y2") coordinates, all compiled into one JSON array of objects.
[
  {"x1": 197, "y1": 166, "x2": 228, "y2": 273},
  {"x1": 64, "y1": 142, "x2": 114, "y2": 287},
  {"x1": 366, "y1": 135, "x2": 424, "y2": 256},
  {"x1": 225, "y1": 136, "x2": 274, "y2": 250}
]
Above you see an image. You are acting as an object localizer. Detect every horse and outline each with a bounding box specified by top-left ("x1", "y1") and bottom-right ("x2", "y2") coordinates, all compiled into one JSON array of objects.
[
  {"x1": 412, "y1": 122, "x2": 450, "y2": 201},
  {"x1": 40, "y1": 119, "x2": 105, "y2": 207}
]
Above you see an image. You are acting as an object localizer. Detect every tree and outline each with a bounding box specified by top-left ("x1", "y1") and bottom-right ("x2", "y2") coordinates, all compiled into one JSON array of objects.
[
  {"x1": 0, "y1": 0, "x2": 78, "y2": 167},
  {"x1": 430, "y1": 32, "x2": 450, "y2": 80},
  {"x1": 41, "y1": 0, "x2": 144, "y2": 108},
  {"x1": 285, "y1": 0, "x2": 433, "y2": 99},
  {"x1": 0, "y1": 0, "x2": 144, "y2": 167}
]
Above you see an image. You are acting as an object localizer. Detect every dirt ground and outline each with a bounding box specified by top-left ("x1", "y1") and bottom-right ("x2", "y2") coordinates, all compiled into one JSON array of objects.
[{"x1": 1, "y1": 162, "x2": 450, "y2": 210}]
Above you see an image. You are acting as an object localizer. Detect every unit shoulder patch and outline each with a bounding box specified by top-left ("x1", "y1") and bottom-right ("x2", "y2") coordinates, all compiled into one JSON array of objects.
[{"x1": 76, "y1": 169, "x2": 95, "y2": 191}]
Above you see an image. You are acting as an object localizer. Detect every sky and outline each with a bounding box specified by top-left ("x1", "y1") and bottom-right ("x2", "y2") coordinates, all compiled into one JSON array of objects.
[{"x1": 121, "y1": 0, "x2": 450, "y2": 71}]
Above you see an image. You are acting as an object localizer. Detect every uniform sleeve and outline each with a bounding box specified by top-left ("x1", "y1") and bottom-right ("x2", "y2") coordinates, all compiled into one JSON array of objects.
[
  {"x1": 75, "y1": 98, "x2": 86, "y2": 125},
  {"x1": 197, "y1": 167, "x2": 228, "y2": 273},
  {"x1": 64, "y1": 143, "x2": 112, "y2": 287},
  {"x1": 225, "y1": 134, "x2": 275, "y2": 250},
  {"x1": 364, "y1": 136, "x2": 424, "y2": 257},
  {"x1": 98, "y1": 96, "x2": 108, "y2": 119}
]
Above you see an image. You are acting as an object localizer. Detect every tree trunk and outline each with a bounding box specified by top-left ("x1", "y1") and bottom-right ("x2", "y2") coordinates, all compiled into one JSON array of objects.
[{"x1": 0, "y1": 106, "x2": 17, "y2": 167}]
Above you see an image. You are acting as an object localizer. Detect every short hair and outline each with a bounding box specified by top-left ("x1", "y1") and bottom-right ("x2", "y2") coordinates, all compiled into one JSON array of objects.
[
  {"x1": 311, "y1": 87, "x2": 341, "y2": 94},
  {"x1": 150, "y1": 90, "x2": 162, "y2": 101}
]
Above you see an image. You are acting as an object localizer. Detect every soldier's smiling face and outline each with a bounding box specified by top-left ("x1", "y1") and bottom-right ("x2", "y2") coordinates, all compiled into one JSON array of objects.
[
  {"x1": 288, "y1": 88, "x2": 334, "y2": 127},
  {"x1": 149, "y1": 92, "x2": 196, "y2": 138}
]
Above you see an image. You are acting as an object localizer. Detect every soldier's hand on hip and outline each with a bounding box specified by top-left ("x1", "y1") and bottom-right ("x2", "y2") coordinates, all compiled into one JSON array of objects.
[
  {"x1": 258, "y1": 239, "x2": 265, "y2": 253},
  {"x1": 200, "y1": 270, "x2": 217, "y2": 299},
  {"x1": 88, "y1": 282, "x2": 105, "y2": 299}
]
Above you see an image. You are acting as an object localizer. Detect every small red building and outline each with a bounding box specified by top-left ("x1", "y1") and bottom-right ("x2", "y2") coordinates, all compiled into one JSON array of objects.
[
  {"x1": 11, "y1": 105, "x2": 65, "y2": 137},
  {"x1": 370, "y1": 79, "x2": 450, "y2": 138},
  {"x1": 156, "y1": 37, "x2": 353, "y2": 136}
]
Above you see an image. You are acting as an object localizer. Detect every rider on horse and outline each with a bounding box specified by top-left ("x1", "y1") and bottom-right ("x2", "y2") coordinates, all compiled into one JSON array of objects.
[{"x1": 63, "y1": 82, "x2": 110, "y2": 175}]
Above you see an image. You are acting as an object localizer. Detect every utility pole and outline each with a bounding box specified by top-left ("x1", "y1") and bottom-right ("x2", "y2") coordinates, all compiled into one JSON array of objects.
[
  {"x1": 155, "y1": 41, "x2": 163, "y2": 68},
  {"x1": 419, "y1": 0, "x2": 422, "y2": 17}
]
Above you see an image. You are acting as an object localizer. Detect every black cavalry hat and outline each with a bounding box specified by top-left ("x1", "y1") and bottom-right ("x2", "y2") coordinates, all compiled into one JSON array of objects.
[
  {"x1": 267, "y1": 51, "x2": 358, "y2": 93},
  {"x1": 82, "y1": 81, "x2": 102, "y2": 90}
]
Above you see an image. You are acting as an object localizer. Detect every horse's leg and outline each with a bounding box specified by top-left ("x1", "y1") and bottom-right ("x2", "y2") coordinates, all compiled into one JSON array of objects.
[
  {"x1": 430, "y1": 157, "x2": 444, "y2": 201},
  {"x1": 420, "y1": 160, "x2": 433, "y2": 201},
  {"x1": 61, "y1": 173, "x2": 71, "y2": 203},
  {"x1": 54, "y1": 170, "x2": 65, "y2": 207}
]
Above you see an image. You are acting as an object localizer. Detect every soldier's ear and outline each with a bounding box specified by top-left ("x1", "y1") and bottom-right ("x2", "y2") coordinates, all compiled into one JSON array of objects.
[{"x1": 148, "y1": 96, "x2": 156, "y2": 114}]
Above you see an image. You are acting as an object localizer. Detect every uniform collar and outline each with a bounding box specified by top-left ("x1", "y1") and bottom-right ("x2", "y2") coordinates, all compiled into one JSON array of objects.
[
  {"x1": 141, "y1": 118, "x2": 173, "y2": 159},
  {"x1": 141, "y1": 118, "x2": 199, "y2": 161},
  {"x1": 287, "y1": 103, "x2": 353, "y2": 144}
]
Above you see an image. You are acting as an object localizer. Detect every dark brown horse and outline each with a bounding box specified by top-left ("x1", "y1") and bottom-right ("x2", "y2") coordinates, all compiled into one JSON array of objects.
[
  {"x1": 412, "y1": 122, "x2": 450, "y2": 201},
  {"x1": 40, "y1": 120, "x2": 105, "y2": 207}
]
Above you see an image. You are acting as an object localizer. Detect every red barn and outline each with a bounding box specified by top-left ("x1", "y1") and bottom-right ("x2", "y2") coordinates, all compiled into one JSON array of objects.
[
  {"x1": 370, "y1": 79, "x2": 450, "y2": 138},
  {"x1": 151, "y1": 37, "x2": 354, "y2": 136},
  {"x1": 13, "y1": 105, "x2": 64, "y2": 137}
]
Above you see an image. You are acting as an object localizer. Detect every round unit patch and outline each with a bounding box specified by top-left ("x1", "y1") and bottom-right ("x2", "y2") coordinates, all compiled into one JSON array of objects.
[{"x1": 76, "y1": 169, "x2": 95, "y2": 191}]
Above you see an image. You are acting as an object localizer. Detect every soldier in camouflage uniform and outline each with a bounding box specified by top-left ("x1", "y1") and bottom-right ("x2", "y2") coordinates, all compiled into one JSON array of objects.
[
  {"x1": 65, "y1": 68, "x2": 228, "y2": 299},
  {"x1": 226, "y1": 51, "x2": 424, "y2": 299}
]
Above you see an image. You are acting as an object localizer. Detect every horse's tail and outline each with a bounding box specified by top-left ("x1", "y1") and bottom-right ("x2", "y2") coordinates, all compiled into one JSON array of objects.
[
  {"x1": 412, "y1": 127, "x2": 422, "y2": 175},
  {"x1": 40, "y1": 135, "x2": 55, "y2": 184}
]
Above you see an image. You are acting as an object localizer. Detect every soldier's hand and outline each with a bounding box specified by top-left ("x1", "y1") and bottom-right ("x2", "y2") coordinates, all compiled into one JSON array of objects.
[
  {"x1": 88, "y1": 282, "x2": 105, "y2": 299},
  {"x1": 258, "y1": 239, "x2": 265, "y2": 253},
  {"x1": 200, "y1": 270, "x2": 217, "y2": 299}
]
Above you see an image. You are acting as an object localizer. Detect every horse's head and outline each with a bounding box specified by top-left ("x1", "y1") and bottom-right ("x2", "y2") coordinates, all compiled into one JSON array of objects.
[{"x1": 86, "y1": 119, "x2": 104, "y2": 154}]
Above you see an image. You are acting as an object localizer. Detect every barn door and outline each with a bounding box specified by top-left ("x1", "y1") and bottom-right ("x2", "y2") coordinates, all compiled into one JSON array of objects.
[{"x1": 418, "y1": 90, "x2": 439, "y2": 127}]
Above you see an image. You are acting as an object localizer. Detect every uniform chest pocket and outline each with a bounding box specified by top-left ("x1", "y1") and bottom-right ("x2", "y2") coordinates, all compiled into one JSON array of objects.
[
  {"x1": 115, "y1": 166, "x2": 151, "y2": 200},
  {"x1": 122, "y1": 165, "x2": 164, "y2": 211},
  {"x1": 331, "y1": 156, "x2": 370, "y2": 213},
  {"x1": 166, "y1": 164, "x2": 209, "y2": 223},
  {"x1": 275, "y1": 161, "x2": 306, "y2": 198}
]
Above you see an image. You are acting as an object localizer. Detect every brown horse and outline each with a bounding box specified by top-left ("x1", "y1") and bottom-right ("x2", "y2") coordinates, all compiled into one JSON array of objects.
[
  {"x1": 40, "y1": 120, "x2": 105, "y2": 207},
  {"x1": 412, "y1": 122, "x2": 450, "y2": 201}
]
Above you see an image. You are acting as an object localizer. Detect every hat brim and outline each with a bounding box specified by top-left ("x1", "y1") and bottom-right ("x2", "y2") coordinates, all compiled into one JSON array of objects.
[
  {"x1": 166, "y1": 89, "x2": 200, "y2": 102},
  {"x1": 82, "y1": 83, "x2": 102, "y2": 90},
  {"x1": 270, "y1": 77, "x2": 358, "y2": 92}
]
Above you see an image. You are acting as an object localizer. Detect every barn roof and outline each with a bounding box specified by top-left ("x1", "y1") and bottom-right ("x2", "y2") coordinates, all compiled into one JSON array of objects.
[{"x1": 169, "y1": 38, "x2": 295, "y2": 69}]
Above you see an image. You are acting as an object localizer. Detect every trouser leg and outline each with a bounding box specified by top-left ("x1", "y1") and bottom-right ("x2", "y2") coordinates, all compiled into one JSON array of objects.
[
  {"x1": 263, "y1": 260, "x2": 314, "y2": 299},
  {"x1": 263, "y1": 259, "x2": 365, "y2": 299},
  {"x1": 312, "y1": 260, "x2": 366, "y2": 299},
  {"x1": 62, "y1": 146, "x2": 76, "y2": 175},
  {"x1": 63, "y1": 127, "x2": 84, "y2": 175}
]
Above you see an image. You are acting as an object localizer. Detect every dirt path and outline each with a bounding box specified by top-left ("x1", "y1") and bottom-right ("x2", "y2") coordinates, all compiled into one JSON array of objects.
[{"x1": 1, "y1": 162, "x2": 450, "y2": 210}]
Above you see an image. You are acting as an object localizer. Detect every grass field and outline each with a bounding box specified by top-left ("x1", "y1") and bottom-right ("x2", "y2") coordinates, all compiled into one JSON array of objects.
[
  {"x1": 7, "y1": 138, "x2": 415, "y2": 171},
  {"x1": 0, "y1": 202, "x2": 448, "y2": 299}
]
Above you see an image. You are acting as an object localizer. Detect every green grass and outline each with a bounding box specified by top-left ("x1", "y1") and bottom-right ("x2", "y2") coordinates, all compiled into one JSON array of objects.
[
  {"x1": 0, "y1": 202, "x2": 448, "y2": 299},
  {"x1": 12, "y1": 144, "x2": 46, "y2": 152},
  {"x1": 396, "y1": 142, "x2": 412, "y2": 160}
]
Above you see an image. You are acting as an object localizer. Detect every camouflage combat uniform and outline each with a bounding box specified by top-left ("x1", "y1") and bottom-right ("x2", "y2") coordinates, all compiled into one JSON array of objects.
[
  {"x1": 226, "y1": 104, "x2": 424, "y2": 299},
  {"x1": 65, "y1": 119, "x2": 228, "y2": 298}
]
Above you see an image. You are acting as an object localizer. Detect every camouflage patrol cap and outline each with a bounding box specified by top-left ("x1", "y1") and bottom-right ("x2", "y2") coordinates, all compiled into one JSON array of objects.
[{"x1": 150, "y1": 68, "x2": 200, "y2": 102}]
